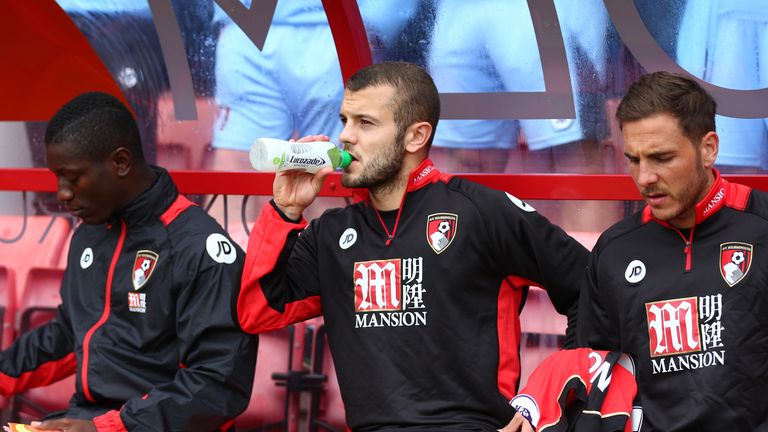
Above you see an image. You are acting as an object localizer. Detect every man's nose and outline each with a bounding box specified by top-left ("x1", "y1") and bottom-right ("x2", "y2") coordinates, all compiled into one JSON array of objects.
[
  {"x1": 339, "y1": 123, "x2": 355, "y2": 148},
  {"x1": 56, "y1": 178, "x2": 73, "y2": 203},
  {"x1": 636, "y1": 161, "x2": 658, "y2": 188}
]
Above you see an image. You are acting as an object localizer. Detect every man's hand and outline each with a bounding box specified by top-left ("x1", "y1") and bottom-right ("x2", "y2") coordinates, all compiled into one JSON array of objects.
[
  {"x1": 273, "y1": 134, "x2": 334, "y2": 220},
  {"x1": 500, "y1": 412, "x2": 535, "y2": 432},
  {"x1": 28, "y1": 418, "x2": 96, "y2": 432}
]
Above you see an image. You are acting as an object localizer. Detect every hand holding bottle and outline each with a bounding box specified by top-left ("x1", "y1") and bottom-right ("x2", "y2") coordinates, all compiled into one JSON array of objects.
[{"x1": 268, "y1": 135, "x2": 338, "y2": 220}]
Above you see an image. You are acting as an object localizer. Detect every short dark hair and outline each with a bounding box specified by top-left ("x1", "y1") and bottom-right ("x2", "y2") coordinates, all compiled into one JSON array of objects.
[
  {"x1": 616, "y1": 71, "x2": 716, "y2": 144},
  {"x1": 44, "y1": 92, "x2": 144, "y2": 162},
  {"x1": 345, "y1": 61, "x2": 440, "y2": 149}
]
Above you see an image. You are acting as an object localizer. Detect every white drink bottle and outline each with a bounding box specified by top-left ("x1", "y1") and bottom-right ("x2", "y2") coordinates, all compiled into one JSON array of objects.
[{"x1": 250, "y1": 138, "x2": 353, "y2": 173}]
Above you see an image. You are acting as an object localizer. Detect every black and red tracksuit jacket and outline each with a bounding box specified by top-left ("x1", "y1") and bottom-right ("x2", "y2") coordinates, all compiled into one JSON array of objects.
[
  {"x1": 0, "y1": 168, "x2": 257, "y2": 431},
  {"x1": 583, "y1": 169, "x2": 768, "y2": 431},
  {"x1": 510, "y1": 348, "x2": 638, "y2": 432},
  {"x1": 239, "y1": 159, "x2": 588, "y2": 431}
]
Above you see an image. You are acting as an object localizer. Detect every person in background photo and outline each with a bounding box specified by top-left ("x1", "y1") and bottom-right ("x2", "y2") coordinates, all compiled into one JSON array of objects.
[
  {"x1": 676, "y1": 0, "x2": 768, "y2": 174},
  {"x1": 426, "y1": 0, "x2": 620, "y2": 232},
  {"x1": 207, "y1": 0, "x2": 419, "y2": 227}
]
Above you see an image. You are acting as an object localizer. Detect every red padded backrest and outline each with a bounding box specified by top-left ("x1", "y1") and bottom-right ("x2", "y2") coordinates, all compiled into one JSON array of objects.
[
  {"x1": 235, "y1": 324, "x2": 305, "y2": 431},
  {"x1": 15, "y1": 267, "x2": 73, "y2": 420},
  {"x1": 0, "y1": 266, "x2": 16, "y2": 350},
  {"x1": 19, "y1": 267, "x2": 64, "y2": 331},
  {"x1": 0, "y1": 215, "x2": 71, "y2": 306},
  {"x1": 306, "y1": 318, "x2": 347, "y2": 432}
]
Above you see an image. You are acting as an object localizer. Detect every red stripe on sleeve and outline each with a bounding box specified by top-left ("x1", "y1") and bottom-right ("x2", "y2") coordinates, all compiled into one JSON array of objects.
[
  {"x1": 497, "y1": 276, "x2": 528, "y2": 399},
  {"x1": 0, "y1": 352, "x2": 76, "y2": 396},
  {"x1": 160, "y1": 194, "x2": 196, "y2": 227},
  {"x1": 238, "y1": 203, "x2": 322, "y2": 334}
]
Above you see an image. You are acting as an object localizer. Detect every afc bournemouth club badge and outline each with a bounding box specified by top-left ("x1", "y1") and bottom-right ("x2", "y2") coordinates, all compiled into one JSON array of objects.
[
  {"x1": 426, "y1": 213, "x2": 458, "y2": 254},
  {"x1": 720, "y1": 242, "x2": 752, "y2": 287},
  {"x1": 132, "y1": 250, "x2": 159, "y2": 290}
]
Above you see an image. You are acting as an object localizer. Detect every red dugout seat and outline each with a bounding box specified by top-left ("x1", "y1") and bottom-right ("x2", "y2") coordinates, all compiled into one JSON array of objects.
[
  {"x1": 0, "y1": 214, "x2": 71, "y2": 421},
  {"x1": 12, "y1": 267, "x2": 74, "y2": 423},
  {"x1": 0, "y1": 266, "x2": 16, "y2": 350},
  {"x1": 305, "y1": 319, "x2": 347, "y2": 432},
  {"x1": 235, "y1": 324, "x2": 306, "y2": 432},
  {"x1": 18, "y1": 268, "x2": 64, "y2": 334},
  {"x1": 0, "y1": 266, "x2": 16, "y2": 418},
  {"x1": 0, "y1": 215, "x2": 72, "y2": 306}
]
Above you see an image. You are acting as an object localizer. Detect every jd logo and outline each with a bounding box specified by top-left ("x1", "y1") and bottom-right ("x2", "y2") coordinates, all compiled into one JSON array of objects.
[
  {"x1": 80, "y1": 247, "x2": 94, "y2": 269},
  {"x1": 339, "y1": 228, "x2": 357, "y2": 250},
  {"x1": 625, "y1": 260, "x2": 646, "y2": 284},
  {"x1": 206, "y1": 233, "x2": 237, "y2": 264}
]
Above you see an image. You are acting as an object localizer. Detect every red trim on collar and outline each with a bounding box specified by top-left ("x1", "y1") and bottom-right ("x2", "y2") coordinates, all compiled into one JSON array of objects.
[
  {"x1": 350, "y1": 159, "x2": 450, "y2": 204},
  {"x1": 641, "y1": 205, "x2": 653, "y2": 224},
  {"x1": 408, "y1": 159, "x2": 446, "y2": 191},
  {"x1": 351, "y1": 188, "x2": 368, "y2": 203},
  {"x1": 695, "y1": 169, "x2": 726, "y2": 224},
  {"x1": 642, "y1": 169, "x2": 743, "y2": 226},
  {"x1": 725, "y1": 181, "x2": 751, "y2": 211},
  {"x1": 642, "y1": 208, "x2": 668, "y2": 228}
]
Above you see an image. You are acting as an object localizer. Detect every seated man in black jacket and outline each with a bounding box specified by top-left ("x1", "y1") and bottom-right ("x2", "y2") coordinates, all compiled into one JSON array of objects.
[
  {"x1": 0, "y1": 92, "x2": 257, "y2": 432},
  {"x1": 510, "y1": 72, "x2": 768, "y2": 432},
  {"x1": 581, "y1": 71, "x2": 768, "y2": 431},
  {"x1": 238, "y1": 61, "x2": 588, "y2": 431}
]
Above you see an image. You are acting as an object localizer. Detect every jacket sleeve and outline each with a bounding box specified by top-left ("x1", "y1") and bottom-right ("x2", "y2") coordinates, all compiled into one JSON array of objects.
[
  {"x1": 0, "y1": 298, "x2": 76, "y2": 396},
  {"x1": 238, "y1": 201, "x2": 323, "y2": 333},
  {"x1": 473, "y1": 187, "x2": 589, "y2": 315},
  {"x1": 583, "y1": 243, "x2": 621, "y2": 351},
  {"x1": 96, "y1": 232, "x2": 258, "y2": 432}
]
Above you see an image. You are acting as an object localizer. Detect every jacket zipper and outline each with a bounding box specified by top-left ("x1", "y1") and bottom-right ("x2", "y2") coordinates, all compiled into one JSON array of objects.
[
  {"x1": 81, "y1": 219, "x2": 126, "y2": 402},
  {"x1": 670, "y1": 225, "x2": 695, "y2": 272},
  {"x1": 372, "y1": 190, "x2": 408, "y2": 247}
]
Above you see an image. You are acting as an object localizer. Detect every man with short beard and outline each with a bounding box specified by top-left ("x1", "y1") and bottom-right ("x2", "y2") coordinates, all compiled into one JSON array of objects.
[
  {"x1": 580, "y1": 71, "x2": 768, "y2": 431},
  {"x1": 238, "y1": 61, "x2": 588, "y2": 431}
]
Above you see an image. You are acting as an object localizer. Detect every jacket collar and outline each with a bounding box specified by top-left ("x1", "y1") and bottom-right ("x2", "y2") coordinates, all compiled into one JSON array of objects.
[
  {"x1": 642, "y1": 168, "x2": 727, "y2": 226},
  {"x1": 113, "y1": 166, "x2": 179, "y2": 225},
  {"x1": 353, "y1": 158, "x2": 447, "y2": 203}
]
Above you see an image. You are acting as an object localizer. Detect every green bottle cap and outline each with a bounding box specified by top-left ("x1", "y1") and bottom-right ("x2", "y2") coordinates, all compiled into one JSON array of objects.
[{"x1": 339, "y1": 150, "x2": 353, "y2": 169}]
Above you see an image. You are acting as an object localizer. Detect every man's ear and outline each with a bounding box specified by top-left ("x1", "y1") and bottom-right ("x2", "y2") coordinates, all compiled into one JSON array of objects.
[
  {"x1": 404, "y1": 121, "x2": 433, "y2": 154},
  {"x1": 110, "y1": 147, "x2": 133, "y2": 177},
  {"x1": 700, "y1": 131, "x2": 718, "y2": 169}
]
